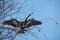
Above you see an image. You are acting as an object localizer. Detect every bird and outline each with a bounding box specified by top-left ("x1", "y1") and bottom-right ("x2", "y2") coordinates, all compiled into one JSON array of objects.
[{"x1": 2, "y1": 13, "x2": 42, "y2": 29}]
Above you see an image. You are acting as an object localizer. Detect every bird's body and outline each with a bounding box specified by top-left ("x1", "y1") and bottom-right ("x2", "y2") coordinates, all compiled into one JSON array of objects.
[
  {"x1": 2, "y1": 13, "x2": 42, "y2": 33},
  {"x1": 2, "y1": 18, "x2": 42, "y2": 28}
]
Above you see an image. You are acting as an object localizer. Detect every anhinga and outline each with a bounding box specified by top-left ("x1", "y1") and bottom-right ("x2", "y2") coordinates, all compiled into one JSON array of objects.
[{"x1": 2, "y1": 13, "x2": 42, "y2": 33}]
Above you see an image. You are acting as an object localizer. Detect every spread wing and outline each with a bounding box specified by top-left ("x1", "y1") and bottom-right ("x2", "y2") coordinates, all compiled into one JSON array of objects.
[{"x1": 26, "y1": 19, "x2": 42, "y2": 28}]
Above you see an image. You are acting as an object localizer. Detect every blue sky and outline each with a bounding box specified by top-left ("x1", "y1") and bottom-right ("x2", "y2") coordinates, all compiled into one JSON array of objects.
[
  {"x1": 16, "y1": 0, "x2": 60, "y2": 40},
  {"x1": 11, "y1": 0, "x2": 60, "y2": 40},
  {"x1": 0, "y1": 0, "x2": 60, "y2": 40}
]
